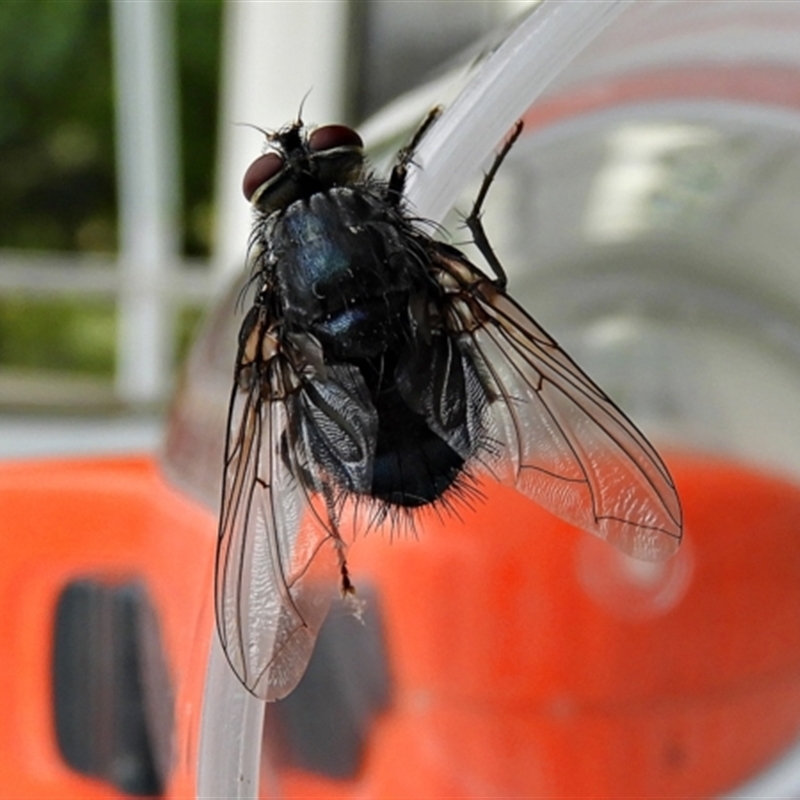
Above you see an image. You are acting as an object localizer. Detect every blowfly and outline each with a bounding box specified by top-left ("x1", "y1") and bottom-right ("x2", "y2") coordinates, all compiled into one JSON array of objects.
[{"x1": 216, "y1": 112, "x2": 683, "y2": 700}]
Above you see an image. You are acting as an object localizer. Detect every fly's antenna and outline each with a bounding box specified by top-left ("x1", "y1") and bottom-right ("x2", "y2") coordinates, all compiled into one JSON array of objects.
[
  {"x1": 296, "y1": 88, "x2": 313, "y2": 125},
  {"x1": 234, "y1": 122, "x2": 274, "y2": 151}
]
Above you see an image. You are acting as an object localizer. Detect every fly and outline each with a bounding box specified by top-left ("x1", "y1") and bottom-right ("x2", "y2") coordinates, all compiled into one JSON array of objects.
[{"x1": 216, "y1": 111, "x2": 683, "y2": 700}]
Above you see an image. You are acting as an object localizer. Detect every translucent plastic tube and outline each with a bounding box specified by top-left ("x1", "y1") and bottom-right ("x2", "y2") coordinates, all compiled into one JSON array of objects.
[
  {"x1": 197, "y1": 636, "x2": 265, "y2": 800},
  {"x1": 404, "y1": 0, "x2": 628, "y2": 220}
]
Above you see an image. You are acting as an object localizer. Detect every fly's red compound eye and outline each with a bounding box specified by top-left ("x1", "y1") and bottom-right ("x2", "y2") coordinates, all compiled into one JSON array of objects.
[
  {"x1": 243, "y1": 152, "x2": 284, "y2": 201},
  {"x1": 308, "y1": 124, "x2": 363, "y2": 153}
]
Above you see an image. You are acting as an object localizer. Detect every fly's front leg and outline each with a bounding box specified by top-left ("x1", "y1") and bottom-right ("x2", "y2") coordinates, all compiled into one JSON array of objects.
[
  {"x1": 466, "y1": 120, "x2": 524, "y2": 289},
  {"x1": 387, "y1": 106, "x2": 442, "y2": 204}
]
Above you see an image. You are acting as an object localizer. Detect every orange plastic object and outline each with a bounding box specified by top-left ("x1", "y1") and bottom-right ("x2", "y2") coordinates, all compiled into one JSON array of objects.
[
  {"x1": 3, "y1": 453, "x2": 800, "y2": 798},
  {"x1": 0, "y1": 455, "x2": 216, "y2": 798},
  {"x1": 278, "y1": 454, "x2": 800, "y2": 799}
]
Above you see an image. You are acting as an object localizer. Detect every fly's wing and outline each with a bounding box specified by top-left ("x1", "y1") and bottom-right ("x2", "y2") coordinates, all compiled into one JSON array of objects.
[
  {"x1": 216, "y1": 361, "x2": 341, "y2": 701},
  {"x1": 434, "y1": 251, "x2": 682, "y2": 561},
  {"x1": 294, "y1": 361, "x2": 378, "y2": 495}
]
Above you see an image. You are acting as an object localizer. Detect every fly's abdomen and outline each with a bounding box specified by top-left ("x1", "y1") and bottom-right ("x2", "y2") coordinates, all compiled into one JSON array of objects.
[{"x1": 370, "y1": 381, "x2": 465, "y2": 507}]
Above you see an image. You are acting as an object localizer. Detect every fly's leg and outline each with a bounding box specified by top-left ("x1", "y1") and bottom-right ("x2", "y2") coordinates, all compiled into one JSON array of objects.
[
  {"x1": 320, "y1": 489, "x2": 367, "y2": 618},
  {"x1": 465, "y1": 120, "x2": 524, "y2": 289},
  {"x1": 387, "y1": 106, "x2": 443, "y2": 204},
  {"x1": 321, "y1": 486, "x2": 355, "y2": 596},
  {"x1": 339, "y1": 552, "x2": 354, "y2": 595}
]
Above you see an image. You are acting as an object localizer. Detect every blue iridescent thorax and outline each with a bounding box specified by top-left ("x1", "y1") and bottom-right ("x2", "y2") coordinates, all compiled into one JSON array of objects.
[
  {"x1": 282, "y1": 206, "x2": 351, "y2": 292},
  {"x1": 272, "y1": 188, "x2": 422, "y2": 359}
]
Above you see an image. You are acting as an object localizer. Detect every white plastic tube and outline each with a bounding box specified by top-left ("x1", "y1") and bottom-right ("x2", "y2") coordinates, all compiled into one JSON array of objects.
[{"x1": 404, "y1": 0, "x2": 628, "y2": 220}]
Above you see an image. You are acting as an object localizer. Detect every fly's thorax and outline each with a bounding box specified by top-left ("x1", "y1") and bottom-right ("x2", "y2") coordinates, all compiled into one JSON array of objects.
[{"x1": 270, "y1": 186, "x2": 431, "y2": 360}]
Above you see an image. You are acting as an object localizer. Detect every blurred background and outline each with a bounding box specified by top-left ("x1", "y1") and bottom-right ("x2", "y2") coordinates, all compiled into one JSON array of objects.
[
  {"x1": 7, "y1": 2, "x2": 800, "y2": 798},
  {"x1": 0, "y1": 0, "x2": 531, "y2": 458}
]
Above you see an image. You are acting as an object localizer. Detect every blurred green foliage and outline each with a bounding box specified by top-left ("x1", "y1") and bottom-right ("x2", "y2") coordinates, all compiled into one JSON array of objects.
[
  {"x1": 176, "y1": 0, "x2": 222, "y2": 257},
  {"x1": 0, "y1": 0, "x2": 221, "y2": 255},
  {"x1": 0, "y1": 0, "x2": 221, "y2": 379},
  {"x1": 0, "y1": 1, "x2": 116, "y2": 252},
  {"x1": 0, "y1": 296, "x2": 203, "y2": 379},
  {"x1": 0, "y1": 296, "x2": 115, "y2": 376}
]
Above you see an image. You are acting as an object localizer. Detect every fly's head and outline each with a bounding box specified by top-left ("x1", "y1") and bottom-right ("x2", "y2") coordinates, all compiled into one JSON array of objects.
[{"x1": 242, "y1": 121, "x2": 365, "y2": 215}]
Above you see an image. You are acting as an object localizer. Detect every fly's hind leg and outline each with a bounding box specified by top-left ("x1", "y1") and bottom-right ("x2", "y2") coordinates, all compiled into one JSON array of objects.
[
  {"x1": 322, "y1": 490, "x2": 367, "y2": 620},
  {"x1": 465, "y1": 120, "x2": 524, "y2": 289},
  {"x1": 321, "y1": 486, "x2": 355, "y2": 596},
  {"x1": 387, "y1": 106, "x2": 443, "y2": 204}
]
